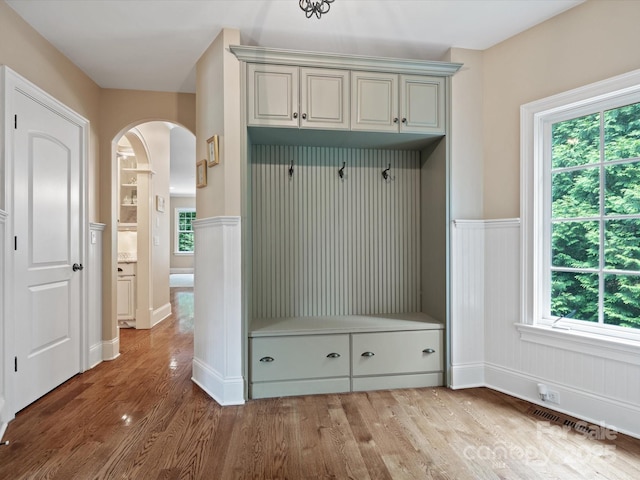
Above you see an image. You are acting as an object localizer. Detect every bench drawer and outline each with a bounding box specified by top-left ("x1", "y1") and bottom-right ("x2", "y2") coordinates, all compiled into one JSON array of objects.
[
  {"x1": 251, "y1": 334, "x2": 349, "y2": 382},
  {"x1": 352, "y1": 330, "x2": 442, "y2": 376}
]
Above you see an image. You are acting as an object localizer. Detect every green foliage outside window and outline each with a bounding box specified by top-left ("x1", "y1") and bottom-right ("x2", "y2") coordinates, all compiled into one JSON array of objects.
[
  {"x1": 177, "y1": 210, "x2": 196, "y2": 253},
  {"x1": 551, "y1": 102, "x2": 640, "y2": 329}
]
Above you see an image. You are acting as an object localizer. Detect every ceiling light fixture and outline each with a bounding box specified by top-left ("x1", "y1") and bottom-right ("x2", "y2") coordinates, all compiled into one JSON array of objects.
[{"x1": 299, "y1": 0, "x2": 334, "y2": 19}]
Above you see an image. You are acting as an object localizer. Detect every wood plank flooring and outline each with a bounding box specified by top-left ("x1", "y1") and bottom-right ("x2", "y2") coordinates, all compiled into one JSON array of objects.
[{"x1": 1, "y1": 287, "x2": 639, "y2": 479}]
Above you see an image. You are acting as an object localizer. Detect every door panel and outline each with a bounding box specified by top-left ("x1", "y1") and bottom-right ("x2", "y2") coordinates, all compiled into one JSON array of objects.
[{"x1": 13, "y1": 90, "x2": 82, "y2": 412}]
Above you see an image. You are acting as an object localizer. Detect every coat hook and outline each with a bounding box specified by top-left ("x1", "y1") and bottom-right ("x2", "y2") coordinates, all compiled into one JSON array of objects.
[
  {"x1": 289, "y1": 160, "x2": 294, "y2": 177},
  {"x1": 382, "y1": 163, "x2": 391, "y2": 180},
  {"x1": 338, "y1": 161, "x2": 346, "y2": 179}
]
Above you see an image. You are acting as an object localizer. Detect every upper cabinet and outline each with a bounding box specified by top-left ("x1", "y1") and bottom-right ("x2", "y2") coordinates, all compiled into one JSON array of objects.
[
  {"x1": 351, "y1": 72, "x2": 444, "y2": 134},
  {"x1": 248, "y1": 64, "x2": 349, "y2": 130},
  {"x1": 233, "y1": 45, "x2": 461, "y2": 143}
]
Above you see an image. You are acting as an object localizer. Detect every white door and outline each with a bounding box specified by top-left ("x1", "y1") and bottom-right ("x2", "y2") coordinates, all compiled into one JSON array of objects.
[{"x1": 12, "y1": 89, "x2": 83, "y2": 412}]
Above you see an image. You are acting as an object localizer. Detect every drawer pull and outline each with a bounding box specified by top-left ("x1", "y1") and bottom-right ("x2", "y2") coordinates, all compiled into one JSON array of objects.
[
  {"x1": 326, "y1": 352, "x2": 341, "y2": 358},
  {"x1": 361, "y1": 351, "x2": 375, "y2": 357},
  {"x1": 422, "y1": 348, "x2": 436, "y2": 354},
  {"x1": 259, "y1": 356, "x2": 274, "y2": 363}
]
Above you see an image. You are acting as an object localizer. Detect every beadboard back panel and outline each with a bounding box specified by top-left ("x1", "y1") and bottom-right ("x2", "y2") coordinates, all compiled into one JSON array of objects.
[{"x1": 251, "y1": 145, "x2": 421, "y2": 319}]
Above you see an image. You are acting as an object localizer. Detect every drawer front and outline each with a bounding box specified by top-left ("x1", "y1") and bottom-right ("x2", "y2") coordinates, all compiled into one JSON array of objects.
[
  {"x1": 117, "y1": 262, "x2": 136, "y2": 276},
  {"x1": 352, "y1": 330, "x2": 442, "y2": 376},
  {"x1": 251, "y1": 334, "x2": 349, "y2": 382}
]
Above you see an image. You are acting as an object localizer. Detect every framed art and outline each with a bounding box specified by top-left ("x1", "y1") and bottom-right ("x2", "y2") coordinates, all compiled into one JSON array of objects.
[
  {"x1": 207, "y1": 134, "x2": 219, "y2": 167},
  {"x1": 155, "y1": 195, "x2": 165, "y2": 212},
  {"x1": 196, "y1": 159, "x2": 207, "y2": 188}
]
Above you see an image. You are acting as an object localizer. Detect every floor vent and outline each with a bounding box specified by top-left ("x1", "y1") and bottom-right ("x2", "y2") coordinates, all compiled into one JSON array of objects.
[{"x1": 527, "y1": 406, "x2": 596, "y2": 435}]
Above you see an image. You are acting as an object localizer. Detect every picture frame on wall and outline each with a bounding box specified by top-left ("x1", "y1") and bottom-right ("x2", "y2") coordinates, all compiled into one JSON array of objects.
[
  {"x1": 196, "y1": 159, "x2": 207, "y2": 188},
  {"x1": 207, "y1": 134, "x2": 219, "y2": 167}
]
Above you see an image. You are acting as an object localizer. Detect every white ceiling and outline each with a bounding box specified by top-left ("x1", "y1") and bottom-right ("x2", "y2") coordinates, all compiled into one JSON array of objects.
[{"x1": 6, "y1": 0, "x2": 583, "y2": 94}]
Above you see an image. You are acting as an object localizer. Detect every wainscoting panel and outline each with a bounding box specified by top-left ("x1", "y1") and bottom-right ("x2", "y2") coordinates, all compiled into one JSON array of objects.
[
  {"x1": 192, "y1": 216, "x2": 244, "y2": 406},
  {"x1": 251, "y1": 145, "x2": 421, "y2": 319},
  {"x1": 450, "y1": 220, "x2": 486, "y2": 388},
  {"x1": 88, "y1": 223, "x2": 105, "y2": 368}
]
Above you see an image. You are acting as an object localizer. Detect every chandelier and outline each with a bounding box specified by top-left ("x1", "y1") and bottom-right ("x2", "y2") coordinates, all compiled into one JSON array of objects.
[{"x1": 299, "y1": 0, "x2": 335, "y2": 19}]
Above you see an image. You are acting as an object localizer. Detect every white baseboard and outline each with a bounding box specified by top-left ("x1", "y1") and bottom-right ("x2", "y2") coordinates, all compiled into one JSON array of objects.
[
  {"x1": 152, "y1": 302, "x2": 172, "y2": 327},
  {"x1": 192, "y1": 358, "x2": 245, "y2": 406},
  {"x1": 170, "y1": 268, "x2": 194, "y2": 274},
  {"x1": 450, "y1": 363, "x2": 485, "y2": 389},
  {"x1": 102, "y1": 336, "x2": 120, "y2": 361},
  {"x1": 0, "y1": 395, "x2": 8, "y2": 441},
  {"x1": 88, "y1": 342, "x2": 103, "y2": 369},
  {"x1": 485, "y1": 363, "x2": 640, "y2": 440}
]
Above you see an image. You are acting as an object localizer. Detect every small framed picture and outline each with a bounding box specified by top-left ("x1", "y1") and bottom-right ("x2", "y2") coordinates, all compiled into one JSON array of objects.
[
  {"x1": 196, "y1": 159, "x2": 207, "y2": 188},
  {"x1": 155, "y1": 195, "x2": 165, "y2": 212},
  {"x1": 207, "y1": 134, "x2": 219, "y2": 167}
]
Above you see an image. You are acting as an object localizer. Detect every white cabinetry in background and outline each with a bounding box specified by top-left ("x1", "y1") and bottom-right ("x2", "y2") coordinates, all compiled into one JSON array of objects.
[{"x1": 117, "y1": 262, "x2": 136, "y2": 324}]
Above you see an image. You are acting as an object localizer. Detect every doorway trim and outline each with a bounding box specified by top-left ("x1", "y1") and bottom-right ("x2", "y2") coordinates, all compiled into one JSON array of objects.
[{"x1": 1, "y1": 66, "x2": 89, "y2": 422}]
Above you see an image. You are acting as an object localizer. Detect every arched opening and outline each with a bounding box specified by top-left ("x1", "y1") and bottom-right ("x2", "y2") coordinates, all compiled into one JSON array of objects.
[{"x1": 112, "y1": 121, "x2": 195, "y2": 332}]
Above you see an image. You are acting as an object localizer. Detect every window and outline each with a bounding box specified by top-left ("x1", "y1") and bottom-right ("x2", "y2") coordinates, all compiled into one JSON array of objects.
[
  {"x1": 175, "y1": 208, "x2": 195, "y2": 254},
  {"x1": 522, "y1": 69, "x2": 640, "y2": 343}
]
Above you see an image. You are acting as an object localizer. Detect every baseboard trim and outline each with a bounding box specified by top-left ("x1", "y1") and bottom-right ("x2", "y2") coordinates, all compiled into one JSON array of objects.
[
  {"x1": 0, "y1": 395, "x2": 8, "y2": 441},
  {"x1": 485, "y1": 363, "x2": 640, "y2": 440},
  {"x1": 88, "y1": 342, "x2": 103, "y2": 369},
  {"x1": 192, "y1": 357, "x2": 245, "y2": 406},
  {"x1": 152, "y1": 302, "x2": 172, "y2": 327},
  {"x1": 102, "y1": 336, "x2": 120, "y2": 361},
  {"x1": 450, "y1": 363, "x2": 485, "y2": 389}
]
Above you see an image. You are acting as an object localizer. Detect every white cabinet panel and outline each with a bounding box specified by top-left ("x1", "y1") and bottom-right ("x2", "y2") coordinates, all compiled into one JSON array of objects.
[
  {"x1": 352, "y1": 330, "x2": 443, "y2": 376},
  {"x1": 300, "y1": 68, "x2": 349, "y2": 130},
  {"x1": 400, "y1": 75, "x2": 444, "y2": 134},
  {"x1": 247, "y1": 64, "x2": 299, "y2": 127},
  {"x1": 251, "y1": 334, "x2": 349, "y2": 382},
  {"x1": 351, "y1": 71, "x2": 398, "y2": 132}
]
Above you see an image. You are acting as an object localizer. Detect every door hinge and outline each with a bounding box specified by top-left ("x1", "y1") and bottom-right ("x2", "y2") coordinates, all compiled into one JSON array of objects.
[
  {"x1": 14, "y1": 357, "x2": 17, "y2": 372},
  {"x1": 14, "y1": 114, "x2": 17, "y2": 129}
]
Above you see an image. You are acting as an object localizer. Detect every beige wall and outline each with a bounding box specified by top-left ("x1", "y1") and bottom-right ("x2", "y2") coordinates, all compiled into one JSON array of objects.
[
  {"x1": 0, "y1": 1, "x2": 101, "y2": 220},
  {"x1": 196, "y1": 28, "x2": 242, "y2": 218},
  {"x1": 170, "y1": 196, "x2": 196, "y2": 270},
  {"x1": 483, "y1": 0, "x2": 640, "y2": 219}
]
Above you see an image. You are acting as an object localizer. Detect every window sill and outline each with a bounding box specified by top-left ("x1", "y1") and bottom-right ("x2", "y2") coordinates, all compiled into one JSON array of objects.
[
  {"x1": 515, "y1": 323, "x2": 640, "y2": 366},
  {"x1": 173, "y1": 252, "x2": 194, "y2": 256}
]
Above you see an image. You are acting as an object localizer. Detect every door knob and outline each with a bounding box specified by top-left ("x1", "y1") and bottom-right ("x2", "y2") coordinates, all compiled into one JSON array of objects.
[{"x1": 72, "y1": 263, "x2": 84, "y2": 272}]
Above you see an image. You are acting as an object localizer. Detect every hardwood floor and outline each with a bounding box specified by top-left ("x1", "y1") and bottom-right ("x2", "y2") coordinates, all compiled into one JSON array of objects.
[{"x1": 1, "y1": 287, "x2": 640, "y2": 479}]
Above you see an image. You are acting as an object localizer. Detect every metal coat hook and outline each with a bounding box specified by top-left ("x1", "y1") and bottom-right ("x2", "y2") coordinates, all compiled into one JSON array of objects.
[
  {"x1": 289, "y1": 160, "x2": 294, "y2": 177},
  {"x1": 338, "y1": 161, "x2": 346, "y2": 179},
  {"x1": 382, "y1": 164, "x2": 391, "y2": 180}
]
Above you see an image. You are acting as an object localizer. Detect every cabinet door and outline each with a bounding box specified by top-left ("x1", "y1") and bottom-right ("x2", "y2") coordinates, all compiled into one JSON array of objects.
[
  {"x1": 350, "y1": 71, "x2": 398, "y2": 132},
  {"x1": 300, "y1": 68, "x2": 349, "y2": 130},
  {"x1": 352, "y1": 330, "x2": 443, "y2": 376},
  {"x1": 400, "y1": 75, "x2": 444, "y2": 134},
  {"x1": 247, "y1": 64, "x2": 299, "y2": 127},
  {"x1": 117, "y1": 276, "x2": 135, "y2": 320}
]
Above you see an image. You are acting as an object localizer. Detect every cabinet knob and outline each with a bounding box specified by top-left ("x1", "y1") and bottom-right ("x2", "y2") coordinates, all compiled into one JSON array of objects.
[
  {"x1": 401, "y1": 117, "x2": 407, "y2": 124},
  {"x1": 293, "y1": 112, "x2": 298, "y2": 119},
  {"x1": 422, "y1": 348, "x2": 436, "y2": 354},
  {"x1": 393, "y1": 117, "x2": 399, "y2": 124},
  {"x1": 302, "y1": 113, "x2": 307, "y2": 120},
  {"x1": 259, "y1": 356, "x2": 274, "y2": 363},
  {"x1": 361, "y1": 351, "x2": 375, "y2": 357},
  {"x1": 326, "y1": 352, "x2": 340, "y2": 358}
]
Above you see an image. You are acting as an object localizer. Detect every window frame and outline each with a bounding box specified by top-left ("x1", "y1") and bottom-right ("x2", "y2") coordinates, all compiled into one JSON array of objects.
[
  {"x1": 174, "y1": 207, "x2": 196, "y2": 255},
  {"x1": 520, "y1": 69, "x2": 640, "y2": 348}
]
